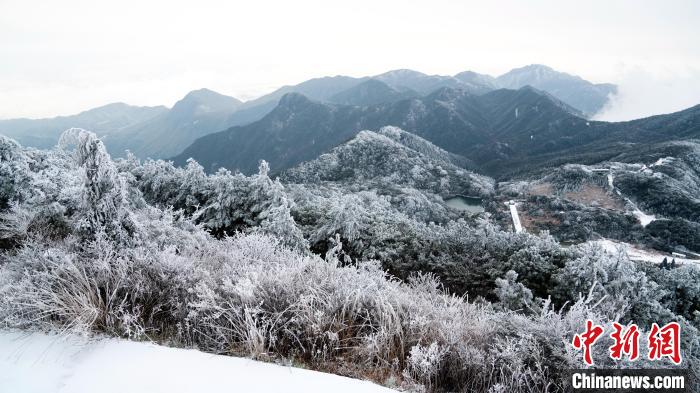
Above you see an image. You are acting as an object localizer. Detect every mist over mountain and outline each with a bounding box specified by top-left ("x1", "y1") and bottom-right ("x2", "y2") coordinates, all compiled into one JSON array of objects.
[
  {"x1": 454, "y1": 71, "x2": 500, "y2": 90},
  {"x1": 373, "y1": 69, "x2": 490, "y2": 95},
  {"x1": 225, "y1": 76, "x2": 367, "y2": 127},
  {"x1": 496, "y1": 103, "x2": 700, "y2": 178},
  {"x1": 173, "y1": 93, "x2": 365, "y2": 174}
]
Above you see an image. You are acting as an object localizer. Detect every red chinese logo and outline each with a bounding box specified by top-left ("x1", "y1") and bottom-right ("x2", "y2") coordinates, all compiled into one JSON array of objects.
[
  {"x1": 572, "y1": 320, "x2": 604, "y2": 366},
  {"x1": 610, "y1": 322, "x2": 639, "y2": 361},
  {"x1": 573, "y1": 321, "x2": 682, "y2": 365},
  {"x1": 648, "y1": 322, "x2": 682, "y2": 364}
]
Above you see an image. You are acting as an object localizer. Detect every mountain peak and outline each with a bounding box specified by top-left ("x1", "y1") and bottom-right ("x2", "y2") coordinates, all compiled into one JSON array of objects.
[
  {"x1": 327, "y1": 79, "x2": 418, "y2": 106},
  {"x1": 497, "y1": 65, "x2": 615, "y2": 116},
  {"x1": 180, "y1": 88, "x2": 242, "y2": 104},
  {"x1": 172, "y1": 89, "x2": 242, "y2": 115},
  {"x1": 375, "y1": 69, "x2": 428, "y2": 79},
  {"x1": 519, "y1": 64, "x2": 555, "y2": 71},
  {"x1": 498, "y1": 64, "x2": 562, "y2": 84},
  {"x1": 277, "y1": 92, "x2": 314, "y2": 108}
]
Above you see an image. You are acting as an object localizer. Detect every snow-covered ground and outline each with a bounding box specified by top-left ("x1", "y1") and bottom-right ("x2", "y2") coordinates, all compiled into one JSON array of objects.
[
  {"x1": 650, "y1": 157, "x2": 673, "y2": 167},
  {"x1": 631, "y1": 209, "x2": 656, "y2": 227},
  {"x1": 0, "y1": 331, "x2": 396, "y2": 393},
  {"x1": 593, "y1": 239, "x2": 699, "y2": 266}
]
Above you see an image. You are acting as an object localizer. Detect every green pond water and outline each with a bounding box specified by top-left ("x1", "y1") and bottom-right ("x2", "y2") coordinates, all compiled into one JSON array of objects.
[{"x1": 444, "y1": 196, "x2": 485, "y2": 213}]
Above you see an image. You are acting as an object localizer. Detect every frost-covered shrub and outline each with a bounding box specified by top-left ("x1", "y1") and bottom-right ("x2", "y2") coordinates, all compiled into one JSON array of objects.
[
  {"x1": 256, "y1": 195, "x2": 308, "y2": 253},
  {"x1": 405, "y1": 342, "x2": 447, "y2": 388},
  {"x1": 129, "y1": 157, "x2": 306, "y2": 247},
  {"x1": 0, "y1": 204, "x2": 34, "y2": 248},
  {"x1": 553, "y1": 243, "x2": 666, "y2": 324},
  {"x1": 643, "y1": 263, "x2": 700, "y2": 328}
]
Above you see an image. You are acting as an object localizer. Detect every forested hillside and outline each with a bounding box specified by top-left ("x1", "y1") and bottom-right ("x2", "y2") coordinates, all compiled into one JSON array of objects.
[{"x1": 174, "y1": 87, "x2": 700, "y2": 181}]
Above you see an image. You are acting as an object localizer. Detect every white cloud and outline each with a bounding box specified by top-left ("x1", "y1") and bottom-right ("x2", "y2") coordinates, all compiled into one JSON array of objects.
[{"x1": 594, "y1": 66, "x2": 700, "y2": 121}]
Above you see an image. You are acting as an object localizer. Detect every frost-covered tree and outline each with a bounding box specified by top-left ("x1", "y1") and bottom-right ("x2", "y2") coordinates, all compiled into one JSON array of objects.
[
  {"x1": 0, "y1": 137, "x2": 32, "y2": 212},
  {"x1": 494, "y1": 270, "x2": 534, "y2": 311},
  {"x1": 257, "y1": 195, "x2": 308, "y2": 253},
  {"x1": 59, "y1": 128, "x2": 133, "y2": 243}
]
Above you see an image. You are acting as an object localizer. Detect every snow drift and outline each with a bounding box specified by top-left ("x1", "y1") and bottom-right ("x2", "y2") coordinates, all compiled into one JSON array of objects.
[{"x1": 0, "y1": 331, "x2": 395, "y2": 393}]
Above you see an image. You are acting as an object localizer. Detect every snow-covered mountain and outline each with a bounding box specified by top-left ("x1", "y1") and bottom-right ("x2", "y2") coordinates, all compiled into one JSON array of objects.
[
  {"x1": 173, "y1": 86, "x2": 700, "y2": 179},
  {"x1": 496, "y1": 64, "x2": 617, "y2": 116},
  {"x1": 282, "y1": 126, "x2": 494, "y2": 197}
]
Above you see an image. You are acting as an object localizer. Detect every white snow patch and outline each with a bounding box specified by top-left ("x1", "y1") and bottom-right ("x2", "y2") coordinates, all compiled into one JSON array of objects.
[
  {"x1": 0, "y1": 331, "x2": 396, "y2": 393},
  {"x1": 592, "y1": 239, "x2": 698, "y2": 266},
  {"x1": 632, "y1": 209, "x2": 656, "y2": 227},
  {"x1": 650, "y1": 157, "x2": 673, "y2": 167}
]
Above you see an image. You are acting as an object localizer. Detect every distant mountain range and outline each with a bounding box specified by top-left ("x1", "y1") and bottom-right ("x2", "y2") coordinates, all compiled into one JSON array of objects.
[
  {"x1": 228, "y1": 64, "x2": 612, "y2": 124},
  {"x1": 173, "y1": 86, "x2": 699, "y2": 179},
  {"x1": 0, "y1": 64, "x2": 618, "y2": 159},
  {"x1": 0, "y1": 103, "x2": 167, "y2": 149}
]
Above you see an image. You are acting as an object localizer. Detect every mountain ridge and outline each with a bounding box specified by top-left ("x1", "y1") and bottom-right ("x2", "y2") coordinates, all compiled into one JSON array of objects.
[
  {"x1": 1, "y1": 65, "x2": 618, "y2": 157},
  {"x1": 173, "y1": 87, "x2": 700, "y2": 179},
  {"x1": 0, "y1": 103, "x2": 168, "y2": 149}
]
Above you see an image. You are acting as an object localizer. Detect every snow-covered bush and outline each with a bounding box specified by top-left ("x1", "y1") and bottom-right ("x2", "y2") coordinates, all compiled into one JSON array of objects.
[
  {"x1": 553, "y1": 242, "x2": 666, "y2": 324},
  {"x1": 494, "y1": 271, "x2": 534, "y2": 311}
]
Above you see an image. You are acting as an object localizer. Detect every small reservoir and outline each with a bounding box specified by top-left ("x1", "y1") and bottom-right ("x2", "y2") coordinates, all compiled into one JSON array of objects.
[{"x1": 444, "y1": 196, "x2": 485, "y2": 213}]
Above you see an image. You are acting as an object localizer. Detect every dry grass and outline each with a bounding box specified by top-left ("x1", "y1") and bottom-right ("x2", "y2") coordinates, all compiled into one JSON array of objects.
[
  {"x1": 563, "y1": 184, "x2": 624, "y2": 210},
  {"x1": 518, "y1": 209, "x2": 561, "y2": 233},
  {"x1": 527, "y1": 182, "x2": 554, "y2": 196}
]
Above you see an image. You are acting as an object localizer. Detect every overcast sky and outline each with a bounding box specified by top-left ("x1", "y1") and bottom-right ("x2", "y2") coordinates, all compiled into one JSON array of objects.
[{"x1": 1, "y1": 0, "x2": 699, "y2": 120}]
